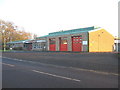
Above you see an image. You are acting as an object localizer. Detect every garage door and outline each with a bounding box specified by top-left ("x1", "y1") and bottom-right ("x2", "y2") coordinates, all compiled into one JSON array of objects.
[
  {"x1": 72, "y1": 36, "x2": 82, "y2": 52},
  {"x1": 59, "y1": 37, "x2": 68, "y2": 51},
  {"x1": 49, "y1": 38, "x2": 56, "y2": 51}
]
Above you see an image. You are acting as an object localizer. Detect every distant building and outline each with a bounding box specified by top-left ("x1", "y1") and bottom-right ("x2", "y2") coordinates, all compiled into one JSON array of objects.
[
  {"x1": 7, "y1": 39, "x2": 34, "y2": 51},
  {"x1": 114, "y1": 39, "x2": 120, "y2": 52},
  {"x1": 32, "y1": 40, "x2": 46, "y2": 51},
  {"x1": 7, "y1": 39, "x2": 47, "y2": 51}
]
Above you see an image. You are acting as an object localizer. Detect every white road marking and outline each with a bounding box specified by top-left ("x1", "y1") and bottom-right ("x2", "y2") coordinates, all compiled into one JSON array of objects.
[
  {"x1": 2, "y1": 57, "x2": 25, "y2": 62},
  {"x1": 2, "y1": 63, "x2": 15, "y2": 67},
  {"x1": 69, "y1": 67, "x2": 119, "y2": 76},
  {"x1": 32, "y1": 70, "x2": 81, "y2": 82},
  {"x1": 18, "y1": 60, "x2": 23, "y2": 61},
  {"x1": 3, "y1": 57, "x2": 12, "y2": 60}
]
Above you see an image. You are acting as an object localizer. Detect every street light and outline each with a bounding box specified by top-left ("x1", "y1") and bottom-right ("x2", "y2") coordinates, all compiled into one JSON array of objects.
[{"x1": 0, "y1": 24, "x2": 8, "y2": 51}]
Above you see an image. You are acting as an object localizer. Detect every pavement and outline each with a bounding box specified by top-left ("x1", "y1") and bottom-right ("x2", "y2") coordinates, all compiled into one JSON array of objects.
[{"x1": 1, "y1": 51, "x2": 119, "y2": 88}]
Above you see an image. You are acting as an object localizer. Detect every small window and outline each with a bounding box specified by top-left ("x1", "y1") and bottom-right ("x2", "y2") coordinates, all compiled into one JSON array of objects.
[
  {"x1": 60, "y1": 37, "x2": 67, "y2": 44},
  {"x1": 76, "y1": 39, "x2": 78, "y2": 41},
  {"x1": 49, "y1": 38, "x2": 55, "y2": 44}
]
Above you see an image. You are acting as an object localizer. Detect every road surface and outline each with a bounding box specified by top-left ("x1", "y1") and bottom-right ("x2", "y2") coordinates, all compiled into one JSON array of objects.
[{"x1": 2, "y1": 52, "x2": 118, "y2": 88}]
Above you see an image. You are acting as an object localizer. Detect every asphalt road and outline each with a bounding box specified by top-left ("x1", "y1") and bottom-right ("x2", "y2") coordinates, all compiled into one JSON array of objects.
[
  {"x1": 3, "y1": 52, "x2": 118, "y2": 73},
  {"x1": 2, "y1": 53, "x2": 118, "y2": 88}
]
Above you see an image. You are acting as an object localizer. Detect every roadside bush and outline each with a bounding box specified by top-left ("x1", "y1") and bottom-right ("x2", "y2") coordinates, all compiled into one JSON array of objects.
[
  {"x1": 13, "y1": 47, "x2": 23, "y2": 50},
  {"x1": 5, "y1": 47, "x2": 10, "y2": 50},
  {"x1": 1, "y1": 47, "x2": 10, "y2": 50}
]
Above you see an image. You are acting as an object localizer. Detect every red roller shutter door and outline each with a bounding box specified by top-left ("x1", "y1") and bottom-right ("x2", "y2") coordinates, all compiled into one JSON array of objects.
[
  {"x1": 49, "y1": 44, "x2": 56, "y2": 51},
  {"x1": 72, "y1": 36, "x2": 82, "y2": 52},
  {"x1": 49, "y1": 38, "x2": 56, "y2": 51},
  {"x1": 59, "y1": 37, "x2": 68, "y2": 51}
]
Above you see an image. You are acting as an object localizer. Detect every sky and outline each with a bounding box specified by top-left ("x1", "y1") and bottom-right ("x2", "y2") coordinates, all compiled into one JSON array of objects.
[{"x1": 0, "y1": 0, "x2": 118, "y2": 37}]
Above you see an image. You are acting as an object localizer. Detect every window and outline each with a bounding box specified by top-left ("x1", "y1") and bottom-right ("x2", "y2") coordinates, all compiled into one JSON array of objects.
[
  {"x1": 76, "y1": 39, "x2": 78, "y2": 41},
  {"x1": 33, "y1": 43, "x2": 38, "y2": 48},
  {"x1": 60, "y1": 37, "x2": 67, "y2": 44},
  {"x1": 49, "y1": 38, "x2": 55, "y2": 44},
  {"x1": 24, "y1": 44, "x2": 26, "y2": 47}
]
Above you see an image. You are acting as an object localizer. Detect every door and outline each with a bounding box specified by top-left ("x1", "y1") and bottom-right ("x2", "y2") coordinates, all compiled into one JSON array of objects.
[
  {"x1": 72, "y1": 36, "x2": 82, "y2": 51},
  {"x1": 49, "y1": 38, "x2": 56, "y2": 51},
  {"x1": 59, "y1": 37, "x2": 68, "y2": 51},
  {"x1": 28, "y1": 44, "x2": 32, "y2": 50}
]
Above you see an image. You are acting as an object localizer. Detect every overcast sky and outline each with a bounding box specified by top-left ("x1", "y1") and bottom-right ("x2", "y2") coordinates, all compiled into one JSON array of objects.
[{"x1": 0, "y1": 0, "x2": 118, "y2": 37}]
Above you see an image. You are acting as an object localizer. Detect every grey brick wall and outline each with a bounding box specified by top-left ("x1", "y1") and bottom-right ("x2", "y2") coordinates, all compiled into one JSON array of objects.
[
  {"x1": 55, "y1": 37, "x2": 60, "y2": 51},
  {"x1": 45, "y1": 32, "x2": 89, "y2": 52}
]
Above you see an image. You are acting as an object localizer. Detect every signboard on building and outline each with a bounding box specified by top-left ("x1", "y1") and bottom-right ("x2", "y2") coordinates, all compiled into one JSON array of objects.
[{"x1": 82, "y1": 41, "x2": 88, "y2": 45}]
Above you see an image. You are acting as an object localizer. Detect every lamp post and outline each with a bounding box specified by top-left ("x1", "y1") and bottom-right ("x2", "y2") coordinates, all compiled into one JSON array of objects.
[
  {"x1": 3, "y1": 29, "x2": 6, "y2": 51},
  {"x1": 0, "y1": 24, "x2": 8, "y2": 51}
]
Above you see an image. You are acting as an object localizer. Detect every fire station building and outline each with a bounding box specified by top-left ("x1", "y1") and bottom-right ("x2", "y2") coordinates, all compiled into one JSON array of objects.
[{"x1": 37, "y1": 26, "x2": 114, "y2": 52}]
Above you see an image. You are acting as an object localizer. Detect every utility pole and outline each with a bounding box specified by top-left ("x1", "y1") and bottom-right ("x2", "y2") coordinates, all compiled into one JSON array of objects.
[{"x1": 0, "y1": 23, "x2": 8, "y2": 51}]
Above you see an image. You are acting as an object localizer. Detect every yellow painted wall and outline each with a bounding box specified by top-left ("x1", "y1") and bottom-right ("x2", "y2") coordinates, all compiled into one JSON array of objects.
[{"x1": 89, "y1": 29, "x2": 114, "y2": 52}]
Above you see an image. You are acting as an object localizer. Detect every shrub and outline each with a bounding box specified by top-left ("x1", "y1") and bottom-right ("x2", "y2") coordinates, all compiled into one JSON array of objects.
[{"x1": 13, "y1": 47, "x2": 23, "y2": 50}]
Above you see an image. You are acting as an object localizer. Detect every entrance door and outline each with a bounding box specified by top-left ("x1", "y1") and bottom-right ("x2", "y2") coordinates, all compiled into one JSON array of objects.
[
  {"x1": 49, "y1": 38, "x2": 56, "y2": 51},
  {"x1": 28, "y1": 44, "x2": 32, "y2": 50},
  {"x1": 59, "y1": 37, "x2": 68, "y2": 51},
  {"x1": 72, "y1": 36, "x2": 82, "y2": 52}
]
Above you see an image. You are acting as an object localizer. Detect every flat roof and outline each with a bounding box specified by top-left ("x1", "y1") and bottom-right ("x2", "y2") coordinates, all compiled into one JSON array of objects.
[{"x1": 7, "y1": 39, "x2": 33, "y2": 44}]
